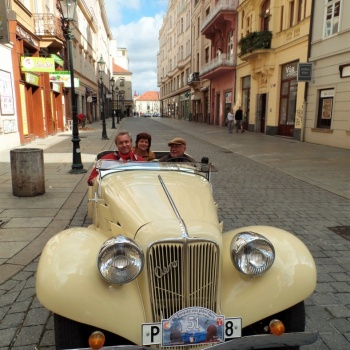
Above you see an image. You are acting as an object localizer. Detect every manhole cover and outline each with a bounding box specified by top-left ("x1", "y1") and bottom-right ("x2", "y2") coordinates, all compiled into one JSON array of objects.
[{"x1": 328, "y1": 226, "x2": 350, "y2": 241}]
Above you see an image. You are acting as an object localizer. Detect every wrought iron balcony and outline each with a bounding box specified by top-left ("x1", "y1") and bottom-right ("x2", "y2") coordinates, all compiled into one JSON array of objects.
[
  {"x1": 238, "y1": 31, "x2": 272, "y2": 57},
  {"x1": 187, "y1": 72, "x2": 200, "y2": 85},
  {"x1": 34, "y1": 14, "x2": 65, "y2": 42}
]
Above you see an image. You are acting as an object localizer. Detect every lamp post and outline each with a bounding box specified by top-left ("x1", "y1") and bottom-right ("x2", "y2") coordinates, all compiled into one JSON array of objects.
[
  {"x1": 98, "y1": 55, "x2": 108, "y2": 140},
  {"x1": 110, "y1": 77, "x2": 116, "y2": 129},
  {"x1": 60, "y1": 0, "x2": 86, "y2": 174},
  {"x1": 115, "y1": 86, "x2": 119, "y2": 124}
]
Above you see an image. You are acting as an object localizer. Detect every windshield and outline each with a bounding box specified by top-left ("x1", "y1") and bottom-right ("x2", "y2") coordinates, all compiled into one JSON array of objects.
[{"x1": 97, "y1": 160, "x2": 217, "y2": 180}]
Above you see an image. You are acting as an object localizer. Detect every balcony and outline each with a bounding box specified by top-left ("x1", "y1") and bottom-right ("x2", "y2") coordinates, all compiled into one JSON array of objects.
[
  {"x1": 187, "y1": 72, "x2": 200, "y2": 85},
  {"x1": 201, "y1": 0, "x2": 238, "y2": 38},
  {"x1": 200, "y1": 54, "x2": 236, "y2": 79},
  {"x1": 177, "y1": 54, "x2": 190, "y2": 70},
  {"x1": 34, "y1": 14, "x2": 65, "y2": 48},
  {"x1": 238, "y1": 31, "x2": 272, "y2": 61}
]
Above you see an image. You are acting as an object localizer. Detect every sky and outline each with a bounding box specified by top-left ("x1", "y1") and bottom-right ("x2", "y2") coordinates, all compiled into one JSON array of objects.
[{"x1": 104, "y1": 0, "x2": 168, "y2": 95}]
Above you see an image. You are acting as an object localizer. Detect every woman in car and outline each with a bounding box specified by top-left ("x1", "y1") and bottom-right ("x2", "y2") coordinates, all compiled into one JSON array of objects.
[{"x1": 132, "y1": 132, "x2": 156, "y2": 161}]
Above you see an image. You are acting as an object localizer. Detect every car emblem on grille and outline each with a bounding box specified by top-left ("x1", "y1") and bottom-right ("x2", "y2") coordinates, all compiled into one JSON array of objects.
[{"x1": 155, "y1": 261, "x2": 178, "y2": 278}]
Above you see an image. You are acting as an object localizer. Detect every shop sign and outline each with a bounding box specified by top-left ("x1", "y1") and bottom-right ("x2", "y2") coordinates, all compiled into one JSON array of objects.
[
  {"x1": 49, "y1": 72, "x2": 79, "y2": 87},
  {"x1": 25, "y1": 72, "x2": 39, "y2": 86},
  {"x1": 21, "y1": 57, "x2": 55, "y2": 72},
  {"x1": 297, "y1": 63, "x2": 312, "y2": 82},
  {"x1": 52, "y1": 83, "x2": 61, "y2": 93}
]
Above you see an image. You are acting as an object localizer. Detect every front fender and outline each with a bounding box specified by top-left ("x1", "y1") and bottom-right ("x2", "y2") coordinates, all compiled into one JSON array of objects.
[
  {"x1": 221, "y1": 226, "x2": 317, "y2": 327},
  {"x1": 36, "y1": 228, "x2": 145, "y2": 344}
]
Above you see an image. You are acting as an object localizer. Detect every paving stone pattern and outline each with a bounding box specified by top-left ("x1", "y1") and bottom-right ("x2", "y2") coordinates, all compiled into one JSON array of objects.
[{"x1": 0, "y1": 117, "x2": 350, "y2": 349}]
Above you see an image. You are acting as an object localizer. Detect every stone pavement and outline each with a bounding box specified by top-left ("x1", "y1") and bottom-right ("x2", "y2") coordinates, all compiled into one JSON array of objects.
[{"x1": 0, "y1": 116, "x2": 350, "y2": 349}]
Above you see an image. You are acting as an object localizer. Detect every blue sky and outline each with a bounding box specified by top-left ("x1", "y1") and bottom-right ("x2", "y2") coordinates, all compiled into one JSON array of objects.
[{"x1": 104, "y1": 0, "x2": 168, "y2": 95}]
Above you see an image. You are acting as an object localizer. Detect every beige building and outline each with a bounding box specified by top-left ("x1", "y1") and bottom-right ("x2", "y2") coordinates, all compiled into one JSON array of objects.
[
  {"x1": 236, "y1": 0, "x2": 311, "y2": 138},
  {"x1": 305, "y1": 0, "x2": 350, "y2": 149},
  {"x1": 111, "y1": 60, "x2": 133, "y2": 117},
  {"x1": 134, "y1": 91, "x2": 160, "y2": 116},
  {"x1": 158, "y1": 0, "x2": 191, "y2": 119}
]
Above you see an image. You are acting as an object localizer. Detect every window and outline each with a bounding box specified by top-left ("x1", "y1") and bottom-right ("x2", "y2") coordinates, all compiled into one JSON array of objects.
[
  {"x1": 120, "y1": 78, "x2": 125, "y2": 87},
  {"x1": 227, "y1": 31, "x2": 234, "y2": 58},
  {"x1": 297, "y1": 0, "x2": 303, "y2": 22},
  {"x1": 324, "y1": 0, "x2": 340, "y2": 37},
  {"x1": 197, "y1": 17, "x2": 200, "y2": 38},
  {"x1": 261, "y1": 0, "x2": 270, "y2": 31},
  {"x1": 289, "y1": 0, "x2": 295, "y2": 27},
  {"x1": 206, "y1": 7, "x2": 210, "y2": 16},
  {"x1": 280, "y1": 5, "x2": 284, "y2": 31},
  {"x1": 317, "y1": 89, "x2": 334, "y2": 128},
  {"x1": 205, "y1": 47, "x2": 209, "y2": 63}
]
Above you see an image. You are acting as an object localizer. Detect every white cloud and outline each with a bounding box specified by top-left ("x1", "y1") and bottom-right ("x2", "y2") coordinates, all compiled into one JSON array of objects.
[{"x1": 105, "y1": 1, "x2": 165, "y2": 95}]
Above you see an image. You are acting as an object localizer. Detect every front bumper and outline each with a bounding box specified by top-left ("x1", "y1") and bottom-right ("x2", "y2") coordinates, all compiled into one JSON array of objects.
[{"x1": 66, "y1": 331, "x2": 318, "y2": 350}]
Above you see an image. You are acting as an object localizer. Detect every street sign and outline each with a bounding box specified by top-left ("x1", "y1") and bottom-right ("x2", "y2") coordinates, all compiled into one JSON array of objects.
[{"x1": 297, "y1": 63, "x2": 312, "y2": 82}]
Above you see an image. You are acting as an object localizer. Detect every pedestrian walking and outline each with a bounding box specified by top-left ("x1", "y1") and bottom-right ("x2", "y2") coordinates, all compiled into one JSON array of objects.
[
  {"x1": 235, "y1": 106, "x2": 244, "y2": 133},
  {"x1": 226, "y1": 108, "x2": 234, "y2": 133}
]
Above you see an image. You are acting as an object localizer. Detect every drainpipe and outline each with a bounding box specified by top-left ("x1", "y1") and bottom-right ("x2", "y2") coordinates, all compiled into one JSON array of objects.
[{"x1": 301, "y1": 0, "x2": 315, "y2": 142}]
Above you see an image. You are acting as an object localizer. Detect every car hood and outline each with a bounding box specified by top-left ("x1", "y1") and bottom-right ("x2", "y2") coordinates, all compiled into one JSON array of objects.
[{"x1": 99, "y1": 169, "x2": 219, "y2": 235}]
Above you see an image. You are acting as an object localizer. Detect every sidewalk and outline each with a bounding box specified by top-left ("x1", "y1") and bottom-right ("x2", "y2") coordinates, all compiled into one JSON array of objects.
[
  {"x1": 0, "y1": 121, "x2": 119, "y2": 285},
  {"x1": 0, "y1": 117, "x2": 350, "y2": 286}
]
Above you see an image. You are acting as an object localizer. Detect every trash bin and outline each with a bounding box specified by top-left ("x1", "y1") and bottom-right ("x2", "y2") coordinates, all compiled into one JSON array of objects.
[{"x1": 10, "y1": 148, "x2": 45, "y2": 197}]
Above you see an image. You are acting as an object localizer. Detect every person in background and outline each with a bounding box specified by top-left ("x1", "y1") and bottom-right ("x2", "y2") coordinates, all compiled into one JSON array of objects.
[
  {"x1": 88, "y1": 130, "x2": 144, "y2": 186},
  {"x1": 235, "y1": 106, "x2": 244, "y2": 133},
  {"x1": 226, "y1": 108, "x2": 234, "y2": 133},
  {"x1": 132, "y1": 132, "x2": 156, "y2": 161},
  {"x1": 159, "y1": 137, "x2": 195, "y2": 162}
]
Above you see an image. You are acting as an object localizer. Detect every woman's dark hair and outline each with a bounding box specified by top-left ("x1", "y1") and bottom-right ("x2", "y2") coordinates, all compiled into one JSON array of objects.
[{"x1": 135, "y1": 132, "x2": 152, "y2": 150}]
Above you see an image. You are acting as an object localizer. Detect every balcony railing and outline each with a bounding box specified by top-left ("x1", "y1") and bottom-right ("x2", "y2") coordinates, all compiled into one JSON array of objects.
[
  {"x1": 200, "y1": 54, "x2": 236, "y2": 76},
  {"x1": 201, "y1": 0, "x2": 238, "y2": 31},
  {"x1": 34, "y1": 14, "x2": 65, "y2": 41},
  {"x1": 187, "y1": 72, "x2": 200, "y2": 85},
  {"x1": 238, "y1": 31, "x2": 272, "y2": 56}
]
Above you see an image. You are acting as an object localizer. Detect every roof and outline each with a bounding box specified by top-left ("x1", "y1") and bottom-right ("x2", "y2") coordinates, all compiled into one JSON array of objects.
[
  {"x1": 112, "y1": 61, "x2": 131, "y2": 74},
  {"x1": 135, "y1": 91, "x2": 160, "y2": 101}
]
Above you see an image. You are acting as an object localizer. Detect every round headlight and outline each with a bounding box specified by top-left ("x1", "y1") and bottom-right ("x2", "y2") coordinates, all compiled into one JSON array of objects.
[
  {"x1": 98, "y1": 235, "x2": 144, "y2": 284},
  {"x1": 230, "y1": 231, "x2": 275, "y2": 276}
]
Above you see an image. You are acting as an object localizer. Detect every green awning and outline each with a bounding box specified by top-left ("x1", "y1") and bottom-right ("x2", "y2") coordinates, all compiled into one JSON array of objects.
[{"x1": 50, "y1": 54, "x2": 64, "y2": 67}]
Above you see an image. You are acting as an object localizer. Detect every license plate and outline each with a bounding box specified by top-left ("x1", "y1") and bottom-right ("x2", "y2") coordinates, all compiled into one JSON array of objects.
[{"x1": 142, "y1": 307, "x2": 241, "y2": 346}]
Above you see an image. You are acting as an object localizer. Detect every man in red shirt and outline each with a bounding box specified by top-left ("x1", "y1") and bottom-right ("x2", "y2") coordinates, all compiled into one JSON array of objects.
[{"x1": 88, "y1": 130, "x2": 144, "y2": 186}]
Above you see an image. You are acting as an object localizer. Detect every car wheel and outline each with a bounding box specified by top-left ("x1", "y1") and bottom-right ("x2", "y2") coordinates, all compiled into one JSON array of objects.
[
  {"x1": 242, "y1": 301, "x2": 305, "y2": 350},
  {"x1": 54, "y1": 313, "x2": 134, "y2": 349}
]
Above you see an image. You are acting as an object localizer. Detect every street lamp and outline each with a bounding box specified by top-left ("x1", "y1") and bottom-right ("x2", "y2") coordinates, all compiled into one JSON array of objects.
[
  {"x1": 109, "y1": 77, "x2": 116, "y2": 129},
  {"x1": 60, "y1": 0, "x2": 86, "y2": 174},
  {"x1": 98, "y1": 55, "x2": 108, "y2": 140},
  {"x1": 115, "y1": 86, "x2": 120, "y2": 124}
]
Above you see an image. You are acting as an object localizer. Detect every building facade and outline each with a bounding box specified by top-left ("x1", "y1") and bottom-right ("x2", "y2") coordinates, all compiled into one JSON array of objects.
[
  {"x1": 158, "y1": 0, "x2": 191, "y2": 120},
  {"x1": 305, "y1": 0, "x2": 350, "y2": 149},
  {"x1": 134, "y1": 91, "x2": 160, "y2": 116},
  {"x1": 0, "y1": 0, "x2": 113, "y2": 151},
  {"x1": 236, "y1": 0, "x2": 311, "y2": 139}
]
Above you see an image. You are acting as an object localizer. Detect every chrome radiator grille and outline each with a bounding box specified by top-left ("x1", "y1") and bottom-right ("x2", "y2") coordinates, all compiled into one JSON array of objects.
[{"x1": 148, "y1": 240, "x2": 219, "y2": 322}]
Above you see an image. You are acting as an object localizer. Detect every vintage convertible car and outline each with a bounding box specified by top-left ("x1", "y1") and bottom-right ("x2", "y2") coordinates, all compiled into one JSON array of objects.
[{"x1": 36, "y1": 156, "x2": 318, "y2": 350}]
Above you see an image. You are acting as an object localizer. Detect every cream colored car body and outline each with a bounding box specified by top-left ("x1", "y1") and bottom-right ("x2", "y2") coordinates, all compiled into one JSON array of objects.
[{"x1": 36, "y1": 161, "x2": 317, "y2": 347}]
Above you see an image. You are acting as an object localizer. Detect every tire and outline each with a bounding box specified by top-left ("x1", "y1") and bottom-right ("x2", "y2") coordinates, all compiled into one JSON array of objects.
[
  {"x1": 54, "y1": 314, "x2": 134, "y2": 350},
  {"x1": 242, "y1": 301, "x2": 305, "y2": 350}
]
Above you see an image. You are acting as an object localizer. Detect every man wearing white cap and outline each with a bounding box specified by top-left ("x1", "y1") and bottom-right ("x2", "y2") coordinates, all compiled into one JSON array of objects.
[{"x1": 159, "y1": 137, "x2": 196, "y2": 162}]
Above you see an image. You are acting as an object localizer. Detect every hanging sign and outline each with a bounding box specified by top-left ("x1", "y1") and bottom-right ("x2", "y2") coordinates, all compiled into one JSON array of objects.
[
  {"x1": 21, "y1": 57, "x2": 55, "y2": 72},
  {"x1": 49, "y1": 72, "x2": 79, "y2": 87},
  {"x1": 297, "y1": 63, "x2": 312, "y2": 82}
]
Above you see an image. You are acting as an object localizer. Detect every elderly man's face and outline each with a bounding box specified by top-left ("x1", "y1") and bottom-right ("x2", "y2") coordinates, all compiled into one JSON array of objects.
[
  {"x1": 116, "y1": 134, "x2": 132, "y2": 154},
  {"x1": 170, "y1": 144, "x2": 186, "y2": 158}
]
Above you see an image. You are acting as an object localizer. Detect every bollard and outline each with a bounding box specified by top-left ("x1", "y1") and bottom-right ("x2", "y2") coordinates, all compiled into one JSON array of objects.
[{"x1": 10, "y1": 148, "x2": 45, "y2": 197}]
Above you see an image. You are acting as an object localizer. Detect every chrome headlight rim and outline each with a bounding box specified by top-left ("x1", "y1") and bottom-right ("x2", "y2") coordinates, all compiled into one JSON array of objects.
[
  {"x1": 230, "y1": 231, "x2": 275, "y2": 276},
  {"x1": 98, "y1": 235, "x2": 144, "y2": 285}
]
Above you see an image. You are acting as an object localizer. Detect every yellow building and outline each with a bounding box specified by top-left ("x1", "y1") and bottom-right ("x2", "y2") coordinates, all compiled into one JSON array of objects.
[{"x1": 236, "y1": 0, "x2": 311, "y2": 139}]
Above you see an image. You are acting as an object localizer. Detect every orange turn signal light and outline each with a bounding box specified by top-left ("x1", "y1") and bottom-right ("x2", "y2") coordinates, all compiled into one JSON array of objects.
[
  {"x1": 88, "y1": 330, "x2": 105, "y2": 350},
  {"x1": 269, "y1": 319, "x2": 285, "y2": 336}
]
